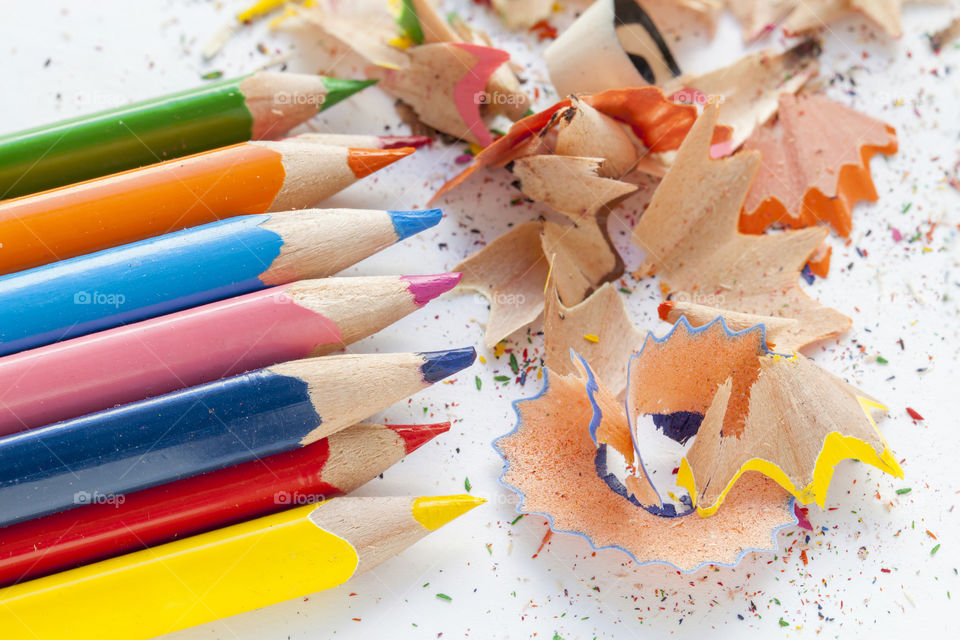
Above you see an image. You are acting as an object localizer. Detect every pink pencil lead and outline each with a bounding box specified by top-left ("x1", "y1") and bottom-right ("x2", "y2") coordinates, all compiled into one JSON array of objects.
[{"x1": 402, "y1": 272, "x2": 462, "y2": 306}]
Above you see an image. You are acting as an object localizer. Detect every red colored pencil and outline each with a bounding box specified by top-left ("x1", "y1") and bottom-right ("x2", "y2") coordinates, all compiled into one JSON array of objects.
[{"x1": 0, "y1": 422, "x2": 448, "y2": 586}]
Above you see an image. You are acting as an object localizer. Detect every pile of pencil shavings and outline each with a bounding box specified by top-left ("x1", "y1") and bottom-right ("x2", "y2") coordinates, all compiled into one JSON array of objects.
[
  {"x1": 495, "y1": 311, "x2": 901, "y2": 571},
  {"x1": 486, "y1": 99, "x2": 903, "y2": 572}
]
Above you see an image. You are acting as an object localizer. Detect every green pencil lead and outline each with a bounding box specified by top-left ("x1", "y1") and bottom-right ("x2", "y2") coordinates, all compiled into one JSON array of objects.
[{"x1": 319, "y1": 77, "x2": 379, "y2": 112}]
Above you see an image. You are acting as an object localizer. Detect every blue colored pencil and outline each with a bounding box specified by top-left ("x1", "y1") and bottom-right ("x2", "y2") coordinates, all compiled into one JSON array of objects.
[
  {"x1": 0, "y1": 348, "x2": 475, "y2": 528},
  {"x1": 0, "y1": 208, "x2": 441, "y2": 356}
]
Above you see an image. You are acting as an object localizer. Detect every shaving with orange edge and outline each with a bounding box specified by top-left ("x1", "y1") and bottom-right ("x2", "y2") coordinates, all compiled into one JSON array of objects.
[
  {"x1": 431, "y1": 86, "x2": 732, "y2": 203},
  {"x1": 632, "y1": 102, "x2": 851, "y2": 350},
  {"x1": 740, "y1": 93, "x2": 898, "y2": 239},
  {"x1": 661, "y1": 39, "x2": 821, "y2": 149}
]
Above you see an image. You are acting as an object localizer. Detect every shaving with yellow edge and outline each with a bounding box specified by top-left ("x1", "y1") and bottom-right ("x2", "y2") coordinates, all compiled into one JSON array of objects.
[{"x1": 626, "y1": 318, "x2": 903, "y2": 517}]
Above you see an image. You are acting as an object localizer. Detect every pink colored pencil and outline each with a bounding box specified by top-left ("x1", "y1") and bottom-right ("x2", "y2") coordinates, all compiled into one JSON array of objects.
[
  {"x1": 0, "y1": 273, "x2": 460, "y2": 435},
  {"x1": 295, "y1": 133, "x2": 433, "y2": 149}
]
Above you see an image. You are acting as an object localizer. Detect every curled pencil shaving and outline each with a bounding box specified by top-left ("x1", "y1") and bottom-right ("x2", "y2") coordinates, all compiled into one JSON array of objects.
[
  {"x1": 542, "y1": 219, "x2": 625, "y2": 305},
  {"x1": 545, "y1": 0, "x2": 682, "y2": 96},
  {"x1": 632, "y1": 102, "x2": 851, "y2": 350},
  {"x1": 782, "y1": 0, "x2": 947, "y2": 40},
  {"x1": 726, "y1": 0, "x2": 947, "y2": 40},
  {"x1": 622, "y1": 319, "x2": 905, "y2": 516},
  {"x1": 740, "y1": 93, "x2": 898, "y2": 238},
  {"x1": 541, "y1": 260, "x2": 898, "y2": 515},
  {"x1": 627, "y1": 320, "x2": 773, "y2": 447},
  {"x1": 490, "y1": 0, "x2": 555, "y2": 30},
  {"x1": 579, "y1": 351, "x2": 686, "y2": 515},
  {"x1": 657, "y1": 299, "x2": 801, "y2": 351},
  {"x1": 512, "y1": 156, "x2": 639, "y2": 218},
  {"x1": 455, "y1": 99, "x2": 645, "y2": 348},
  {"x1": 586, "y1": 88, "x2": 732, "y2": 151},
  {"x1": 375, "y1": 43, "x2": 510, "y2": 146},
  {"x1": 456, "y1": 222, "x2": 548, "y2": 349},
  {"x1": 544, "y1": 280, "x2": 643, "y2": 398},
  {"x1": 457, "y1": 211, "x2": 625, "y2": 348},
  {"x1": 584, "y1": 357, "x2": 653, "y2": 500},
  {"x1": 297, "y1": 0, "x2": 529, "y2": 144},
  {"x1": 553, "y1": 98, "x2": 641, "y2": 178},
  {"x1": 661, "y1": 39, "x2": 821, "y2": 149},
  {"x1": 644, "y1": 0, "x2": 724, "y2": 36},
  {"x1": 495, "y1": 356, "x2": 797, "y2": 571},
  {"x1": 423, "y1": 5, "x2": 531, "y2": 120},
  {"x1": 431, "y1": 86, "x2": 733, "y2": 202}
]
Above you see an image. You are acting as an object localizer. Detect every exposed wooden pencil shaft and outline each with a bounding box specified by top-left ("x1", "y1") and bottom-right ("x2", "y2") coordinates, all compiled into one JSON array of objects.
[
  {"x1": 260, "y1": 208, "x2": 401, "y2": 283},
  {"x1": 314, "y1": 494, "x2": 487, "y2": 574},
  {"x1": 258, "y1": 140, "x2": 368, "y2": 210},
  {"x1": 242, "y1": 72, "x2": 331, "y2": 139},
  {"x1": 294, "y1": 133, "x2": 433, "y2": 149},
  {"x1": 321, "y1": 424, "x2": 418, "y2": 490},
  {"x1": 288, "y1": 276, "x2": 425, "y2": 355},
  {"x1": 313, "y1": 497, "x2": 433, "y2": 575},
  {"x1": 270, "y1": 352, "x2": 436, "y2": 444}
]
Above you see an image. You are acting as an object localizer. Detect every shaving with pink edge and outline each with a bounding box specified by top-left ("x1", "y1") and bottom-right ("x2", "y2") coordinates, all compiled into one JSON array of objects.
[
  {"x1": 295, "y1": 0, "x2": 530, "y2": 145},
  {"x1": 450, "y1": 43, "x2": 511, "y2": 147}
]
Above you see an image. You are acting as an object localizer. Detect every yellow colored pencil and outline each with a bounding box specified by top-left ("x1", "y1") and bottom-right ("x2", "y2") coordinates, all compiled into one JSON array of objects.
[{"x1": 0, "y1": 495, "x2": 485, "y2": 639}]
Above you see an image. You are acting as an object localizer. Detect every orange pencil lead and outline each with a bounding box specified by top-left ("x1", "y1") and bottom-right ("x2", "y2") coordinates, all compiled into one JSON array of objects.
[{"x1": 347, "y1": 147, "x2": 416, "y2": 178}]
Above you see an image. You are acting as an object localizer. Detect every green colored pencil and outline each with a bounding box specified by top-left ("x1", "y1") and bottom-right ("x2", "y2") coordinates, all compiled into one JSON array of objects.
[{"x1": 0, "y1": 71, "x2": 376, "y2": 199}]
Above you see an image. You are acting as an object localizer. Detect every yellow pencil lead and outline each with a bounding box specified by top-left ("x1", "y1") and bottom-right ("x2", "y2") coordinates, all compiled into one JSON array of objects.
[{"x1": 412, "y1": 495, "x2": 486, "y2": 530}]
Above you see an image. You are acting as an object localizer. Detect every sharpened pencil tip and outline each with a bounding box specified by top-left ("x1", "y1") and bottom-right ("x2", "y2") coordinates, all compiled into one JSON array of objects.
[
  {"x1": 347, "y1": 147, "x2": 415, "y2": 178},
  {"x1": 402, "y1": 273, "x2": 462, "y2": 306},
  {"x1": 318, "y1": 77, "x2": 378, "y2": 111},
  {"x1": 418, "y1": 347, "x2": 476, "y2": 383},
  {"x1": 411, "y1": 495, "x2": 487, "y2": 530},
  {"x1": 388, "y1": 422, "x2": 452, "y2": 454},
  {"x1": 388, "y1": 208, "x2": 443, "y2": 240}
]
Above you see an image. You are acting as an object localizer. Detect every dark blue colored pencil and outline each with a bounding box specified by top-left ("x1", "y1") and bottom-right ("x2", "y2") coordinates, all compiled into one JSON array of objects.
[{"x1": 0, "y1": 348, "x2": 475, "y2": 528}]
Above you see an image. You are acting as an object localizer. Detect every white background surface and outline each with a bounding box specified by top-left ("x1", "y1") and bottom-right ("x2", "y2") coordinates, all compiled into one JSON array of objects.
[{"x1": 3, "y1": 1, "x2": 959, "y2": 638}]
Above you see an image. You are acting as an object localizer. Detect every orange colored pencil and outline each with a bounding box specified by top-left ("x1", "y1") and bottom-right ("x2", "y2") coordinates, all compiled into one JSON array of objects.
[{"x1": 0, "y1": 136, "x2": 414, "y2": 274}]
